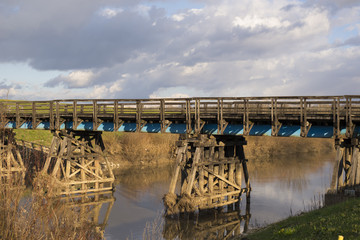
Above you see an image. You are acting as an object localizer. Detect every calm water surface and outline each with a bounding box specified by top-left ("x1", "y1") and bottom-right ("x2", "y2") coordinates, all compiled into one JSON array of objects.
[{"x1": 102, "y1": 154, "x2": 334, "y2": 239}]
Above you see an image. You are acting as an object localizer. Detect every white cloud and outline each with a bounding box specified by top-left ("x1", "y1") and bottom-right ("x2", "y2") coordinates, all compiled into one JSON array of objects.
[
  {"x1": 90, "y1": 85, "x2": 109, "y2": 99},
  {"x1": 233, "y1": 16, "x2": 291, "y2": 30},
  {"x1": 67, "y1": 70, "x2": 94, "y2": 86},
  {"x1": 47, "y1": 70, "x2": 95, "y2": 88},
  {"x1": 99, "y1": 7, "x2": 124, "y2": 18},
  {"x1": 109, "y1": 79, "x2": 124, "y2": 93}
]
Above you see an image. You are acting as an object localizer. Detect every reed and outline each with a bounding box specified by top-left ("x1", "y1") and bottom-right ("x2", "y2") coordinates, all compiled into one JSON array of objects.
[{"x1": 0, "y1": 175, "x2": 103, "y2": 240}]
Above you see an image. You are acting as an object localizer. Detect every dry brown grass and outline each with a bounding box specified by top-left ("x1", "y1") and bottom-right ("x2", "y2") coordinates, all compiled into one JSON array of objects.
[
  {"x1": 245, "y1": 136, "x2": 335, "y2": 160},
  {"x1": 102, "y1": 132, "x2": 178, "y2": 165},
  {"x1": 103, "y1": 133, "x2": 335, "y2": 167},
  {"x1": 0, "y1": 175, "x2": 103, "y2": 240}
]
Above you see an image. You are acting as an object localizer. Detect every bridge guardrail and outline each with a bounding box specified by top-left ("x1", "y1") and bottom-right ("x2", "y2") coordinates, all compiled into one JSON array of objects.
[{"x1": 1, "y1": 96, "x2": 360, "y2": 137}]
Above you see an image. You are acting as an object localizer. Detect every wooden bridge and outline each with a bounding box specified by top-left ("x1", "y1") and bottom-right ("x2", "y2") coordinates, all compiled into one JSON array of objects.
[
  {"x1": 1, "y1": 95, "x2": 360, "y2": 214},
  {"x1": 1, "y1": 95, "x2": 360, "y2": 137}
]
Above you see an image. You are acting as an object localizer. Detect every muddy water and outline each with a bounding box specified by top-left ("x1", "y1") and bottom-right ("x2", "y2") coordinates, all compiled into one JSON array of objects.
[{"x1": 102, "y1": 154, "x2": 334, "y2": 240}]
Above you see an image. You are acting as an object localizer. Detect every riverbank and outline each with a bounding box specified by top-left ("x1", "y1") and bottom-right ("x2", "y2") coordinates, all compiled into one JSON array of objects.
[
  {"x1": 13, "y1": 129, "x2": 335, "y2": 168},
  {"x1": 241, "y1": 196, "x2": 360, "y2": 240}
]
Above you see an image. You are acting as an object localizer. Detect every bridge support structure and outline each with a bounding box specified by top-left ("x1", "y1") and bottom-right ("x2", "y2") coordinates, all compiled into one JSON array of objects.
[
  {"x1": 330, "y1": 138, "x2": 360, "y2": 192},
  {"x1": 164, "y1": 134, "x2": 250, "y2": 215},
  {"x1": 0, "y1": 129, "x2": 26, "y2": 185},
  {"x1": 41, "y1": 130, "x2": 114, "y2": 196}
]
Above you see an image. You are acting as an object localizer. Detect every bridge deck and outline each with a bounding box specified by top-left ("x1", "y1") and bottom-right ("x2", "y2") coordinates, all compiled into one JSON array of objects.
[{"x1": 1, "y1": 96, "x2": 360, "y2": 138}]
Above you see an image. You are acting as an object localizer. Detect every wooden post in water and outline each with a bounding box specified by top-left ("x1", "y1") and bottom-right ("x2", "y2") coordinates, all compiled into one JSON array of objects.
[
  {"x1": 330, "y1": 138, "x2": 360, "y2": 193},
  {"x1": 163, "y1": 134, "x2": 251, "y2": 215},
  {"x1": 41, "y1": 130, "x2": 114, "y2": 196}
]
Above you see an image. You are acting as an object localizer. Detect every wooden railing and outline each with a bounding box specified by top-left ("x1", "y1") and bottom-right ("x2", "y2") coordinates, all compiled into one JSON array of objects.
[{"x1": 1, "y1": 95, "x2": 360, "y2": 137}]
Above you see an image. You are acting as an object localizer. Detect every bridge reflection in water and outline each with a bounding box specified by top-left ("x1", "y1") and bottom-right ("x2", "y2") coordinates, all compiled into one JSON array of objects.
[
  {"x1": 163, "y1": 199, "x2": 251, "y2": 240},
  {"x1": 54, "y1": 191, "x2": 115, "y2": 238}
]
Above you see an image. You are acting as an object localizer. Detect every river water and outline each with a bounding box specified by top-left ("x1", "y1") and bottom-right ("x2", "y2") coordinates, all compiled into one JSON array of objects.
[{"x1": 97, "y1": 153, "x2": 334, "y2": 240}]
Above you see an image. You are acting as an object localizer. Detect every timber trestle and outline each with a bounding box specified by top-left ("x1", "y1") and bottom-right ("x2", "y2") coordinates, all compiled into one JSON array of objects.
[
  {"x1": 0, "y1": 129, "x2": 26, "y2": 185},
  {"x1": 41, "y1": 130, "x2": 114, "y2": 196},
  {"x1": 330, "y1": 138, "x2": 360, "y2": 193},
  {"x1": 164, "y1": 134, "x2": 250, "y2": 215}
]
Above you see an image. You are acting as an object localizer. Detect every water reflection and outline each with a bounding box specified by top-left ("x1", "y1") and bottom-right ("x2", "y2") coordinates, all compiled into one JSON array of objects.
[
  {"x1": 105, "y1": 153, "x2": 334, "y2": 239},
  {"x1": 54, "y1": 191, "x2": 115, "y2": 238},
  {"x1": 163, "y1": 200, "x2": 250, "y2": 240}
]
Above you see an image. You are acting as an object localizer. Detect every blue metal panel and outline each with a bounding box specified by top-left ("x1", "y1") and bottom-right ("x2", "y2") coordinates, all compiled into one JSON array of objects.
[
  {"x1": 278, "y1": 126, "x2": 301, "y2": 137},
  {"x1": 5, "y1": 120, "x2": 358, "y2": 138},
  {"x1": 249, "y1": 125, "x2": 271, "y2": 136},
  {"x1": 307, "y1": 126, "x2": 333, "y2": 138},
  {"x1": 167, "y1": 124, "x2": 187, "y2": 134},
  {"x1": 141, "y1": 123, "x2": 161, "y2": 133}
]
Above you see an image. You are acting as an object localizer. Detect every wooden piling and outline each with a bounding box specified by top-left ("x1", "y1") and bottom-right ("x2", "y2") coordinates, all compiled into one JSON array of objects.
[
  {"x1": 330, "y1": 138, "x2": 360, "y2": 193},
  {"x1": 0, "y1": 129, "x2": 26, "y2": 185},
  {"x1": 164, "y1": 134, "x2": 250, "y2": 215},
  {"x1": 41, "y1": 130, "x2": 114, "y2": 196}
]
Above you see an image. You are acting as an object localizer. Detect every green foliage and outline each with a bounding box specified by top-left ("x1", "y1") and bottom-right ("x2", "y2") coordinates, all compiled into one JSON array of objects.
[
  {"x1": 13, "y1": 129, "x2": 53, "y2": 147},
  {"x1": 246, "y1": 198, "x2": 360, "y2": 240}
]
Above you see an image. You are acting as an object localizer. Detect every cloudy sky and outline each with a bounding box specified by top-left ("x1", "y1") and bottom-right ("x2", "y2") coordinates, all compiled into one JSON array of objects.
[{"x1": 0, "y1": 0, "x2": 359, "y2": 100}]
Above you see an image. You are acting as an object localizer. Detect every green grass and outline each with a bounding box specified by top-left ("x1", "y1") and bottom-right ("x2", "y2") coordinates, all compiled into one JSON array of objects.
[
  {"x1": 13, "y1": 129, "x2": 53, "y2": 147},
  {"x1": 245, "y1": 197, "x2": 360, "y2": 240}
]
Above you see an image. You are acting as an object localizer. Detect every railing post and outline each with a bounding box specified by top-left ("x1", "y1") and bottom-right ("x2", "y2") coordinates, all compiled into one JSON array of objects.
[
  {"x1": 160, "y1": 99, "x2": 165, "y2": 133},
  {"x1": 32, "y1": 102, "x2": 36, "y2": 129},
  {"x1": 55, "y1": 101, "x2": 60, "y2": 130},
  {"x1": 300, "y1": 97, "x2": 311, "y2": 137},
  {"x1": 50, "y1": 101, "x2": 54, "y2": 130},
  {"x1": 217, "y1": 99, "x2": 222, "y2": 134},
  {"x1": 346, "y1": 97, "x2": 354, "y2": 138},
  {"x1": 186, "y1": 99, "x2": 192, "y2": 134},
  {"x1": 243, "y1": 99, "x2": 253, "y2": 135},
  {"x1": 114, "y1": 100, "x2": 119, "y2": 131},
  {"x1": 16, "y1": 102, "x2": 20, "y2": 129},
  {"x1": 217, "y1": 98, "x2": 227, "y2": 135},
  {"x1": 136, "y1": 100, "x2": 146, "y2": 132},
  {"x1": 93, "y1": 100, "x2": 98, "y2": 130},
  {"x1": 194, "y1": 99, "x2": 204, "y2": 134},
  {"x1": 271, "y1": 98, "x2": 282, "y2": 136},
  {"x1": 73, "y1": 100, "x2": 78, "y2": 130},
  {"x1": 333, "y1": 98, "x2": 340, "y2": 138}
]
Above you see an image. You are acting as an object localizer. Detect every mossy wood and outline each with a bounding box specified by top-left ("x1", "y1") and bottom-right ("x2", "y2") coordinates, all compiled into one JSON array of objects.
[
  {"x1": 164, "y1": 134, "x2": 251, "y2": 215},
  {"x1": 42, "y1": 130, "x2": 115, "y2": 195}
]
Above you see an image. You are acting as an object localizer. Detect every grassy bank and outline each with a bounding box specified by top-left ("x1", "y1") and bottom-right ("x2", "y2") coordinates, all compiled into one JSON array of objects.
[
  {"x1": 14, "y1": 129, "x2": 53, "y2": 146},
  {"x1": 243, "y1": 197, "x2": 360, "y2": 240}
]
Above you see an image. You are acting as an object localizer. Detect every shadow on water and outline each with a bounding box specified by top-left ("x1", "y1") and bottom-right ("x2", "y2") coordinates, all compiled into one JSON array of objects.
[{"x1": 103, "y1": 152, "x2": 334, "y2": 239}]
